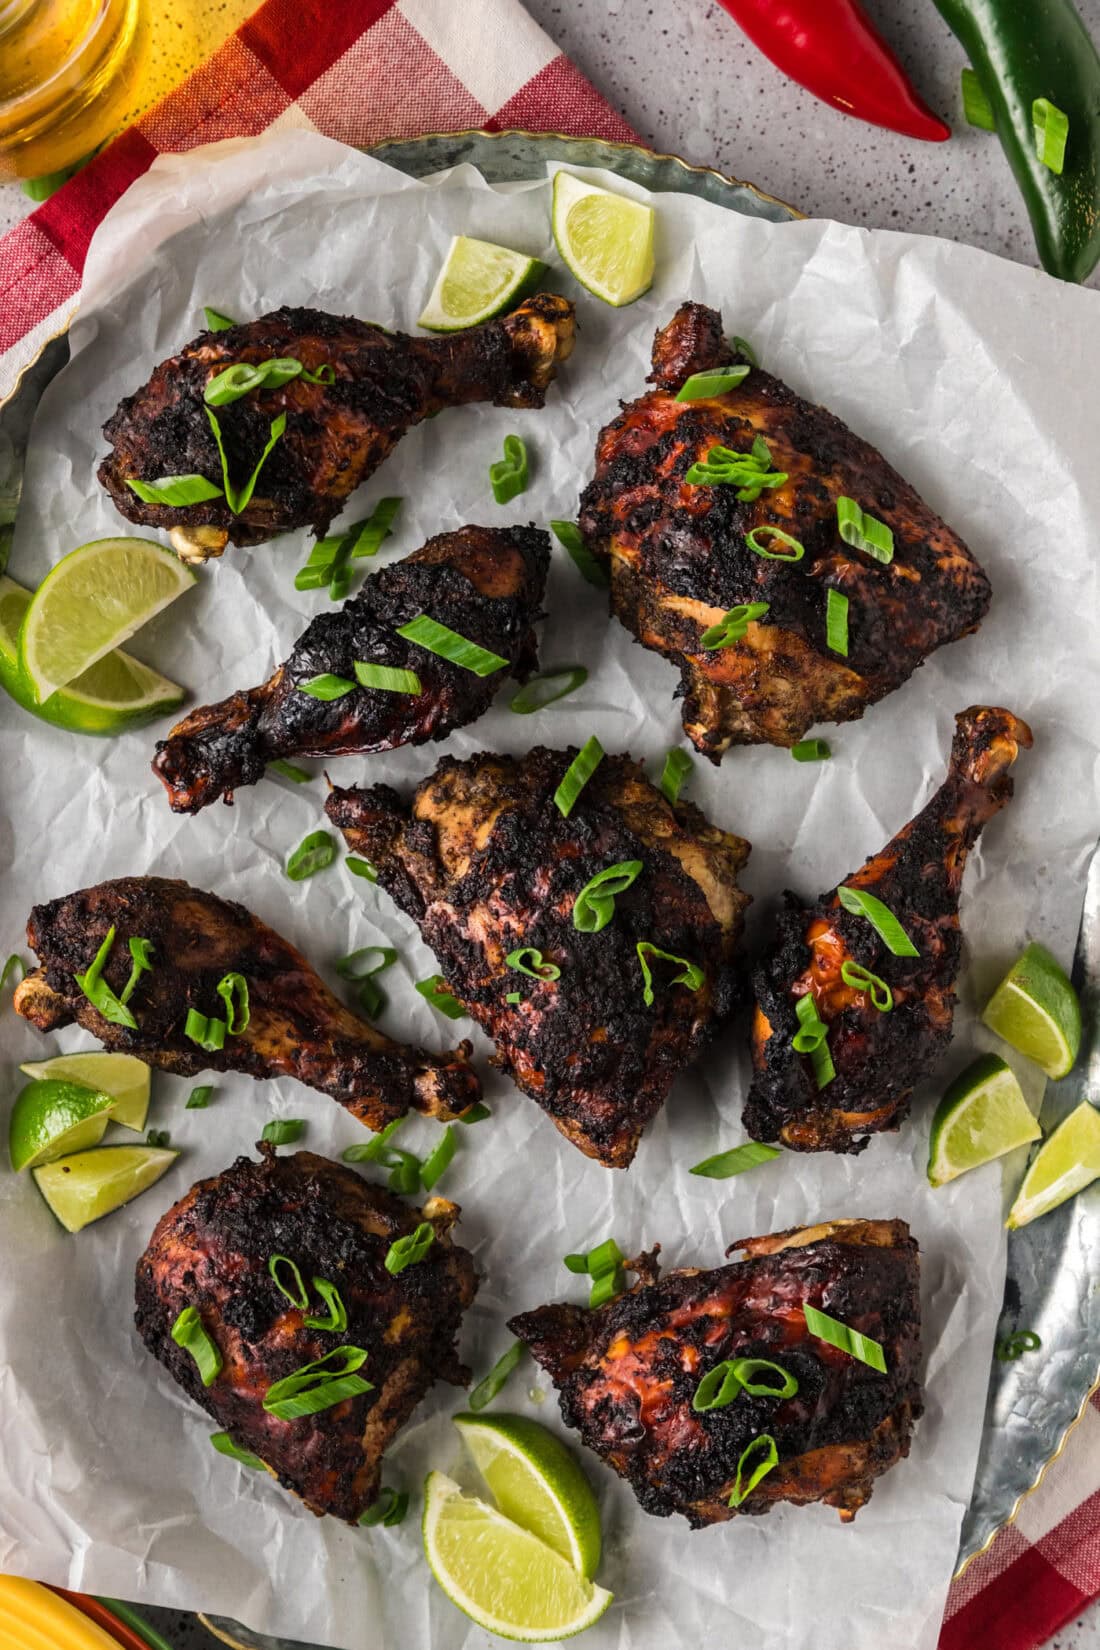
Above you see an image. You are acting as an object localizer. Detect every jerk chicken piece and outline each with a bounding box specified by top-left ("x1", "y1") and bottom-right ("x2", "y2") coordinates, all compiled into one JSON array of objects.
[
  {"x1": 326, "y1": 748, "x2": 751, "y2": 1167},
  {"x1": 153, "y1": 525, "x2": 550, "y2": 813},
  {"x1": 745, "y1": 706, "x2": 1032, "y2": 1154},
  {"x1": 99, "y1": 296, "x2": 575, "y2": 557},
  {"x1": 511, "y1": 1218, "x2": 921, "y2": 1526},
  {"x1": 14, "y1": 876, "x2": 480, "y2": 1129},
  {"x1": 577, "y1": 302, "x2": 992, "y2": 757},
  {"x1": 135, "y1": 1144, "x2": 477, "y2": 1522}
]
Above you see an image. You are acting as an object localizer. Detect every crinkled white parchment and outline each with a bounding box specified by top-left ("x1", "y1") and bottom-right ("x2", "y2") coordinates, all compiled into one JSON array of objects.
[{"x1": 2, "y1": 129, "x2": 1100, "y2": 1650}]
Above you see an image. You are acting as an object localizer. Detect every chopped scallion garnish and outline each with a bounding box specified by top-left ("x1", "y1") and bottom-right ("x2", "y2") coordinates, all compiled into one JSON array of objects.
[
  {"x1": 303, "y1": 1277, "x2": 348, "y2": 1334},
  {"x1": 1033, "y1": 97, "x2": 1069, "y2": 174},
  {"x1": 395, "y1": 614, "x2": 508, "y2": 677},
  {"x1": 1, "y1": 953, "x2": 27, "y2": 992},
  {"x1": 336, "y1": 946, "x2": 397, "y2": 1020},
  {"x1": 961, "y1": 67, "x2": 995, "y2": 131},
  {"x1": 261, "y1": 1118, "x2": 305, "y2": 1145},
  {"x1": 636, "y1": 941, "x2": 704, "y2": 1008},
  {"x1": 792, "y1": 995, "x2": 835, "y2": 1089},
  {"x1": 564, "y1": 1238, "x2": 626, "y2": 1307},
  {"x1": 509, "y1": 666, "x2": 587, "y2": 715},
  {"x1": 689, "y1": 1142, "x2": 782, "y2": 1178},
  {"x1": 171, "y1": 1306, "x2": 223, "y2": 1387},
  {"x1": 837, "y1": 886, "x2": 919, "y2": 957},
  {"x1": 262, "y1": 1346, "x2": 372, "y2": 1418},
  {"x1": 385, "y1": 1221, "x2": 435, "y2": 1275},
  {"x1": 354, "y1": 662, "x2": 422, "y2": 695},
  {"x1": 210, "y1": 1431, "x2": 264, "y2": 1469},
  {"x1": 836, "y1": 497, "x2": 894, "y2": 564},
  {"x1": 995, "y1": 1329, "x2": 1042, "y2": 1362},
  {"x1": 269, "y1": 759, "x2": 311, "y2": 783},
  {"x1": 297, "y1": 673, "x2": 355, "y2": 700},
  {"x1": 572, "y1": 860, "x2": 643, "y2": 934},
  {"x1": 204, "y1": 357, "x2": 317, "y2": 407},
  {"x1": 685, "y1": 437, "x2": 787, "y2": 500},
  {"x1": 460, "y1": 1102, "x2": 491, "y2": 1125},
  {"x1": 791, "y1": 738, "x2": 830, "y2": 761},
  {"x1": 346, "y1": 856, "x2": 379, "y2": 882},
  {"x1": 126, "y1": 474, "x2": 224, "y2": 507},
  {"x1": 359, "y1": 1486, "x2": 409, "y2": 1526},
  {"x1": 839, "y1": 960, "x2": 893, "y2": 1012},
  {"x1": 728, "y1": 1433, "x2": 778, "y2": 1508},
  {"x1": 203, "y1": 307, "x2": 237, "y2": 332},
  {"x1": 489, "y1": 434, "x2": 528, "y2": 505},
  {"x1": 74, "y1": 926, "x2": 138, "y2": 1030},
  {"x1": 803, "y1": 1302, "x2": 887, "y2": 1372},
  {"x1": 554, "y1": 736, "x2": 604, "y2": 818},
  {"x1": 146, "y1": 1128, "x2": 170, "y2": 1148},
  {"x1": 505, "y1": 947, "x2": 561, "y2": 982},
  {"x1": 675, "y1": 365, "x2": 751, "y2": 401},
  {"x1": 468, "y1": 1341, "x2": 526, "y2": 1411},
  {"x1": 415, "y1": 974, "x2": 466, "y2": 1019},
  {"x1": 692, "y1": 1357, "x2": 798, "y2": 1412},
  {"x1": 826, "y1": 587, "x2": 849, "y2": 656},
  {"x1": 186, "y1": 1085, "x2": 214, "y2": 1109},
  {"x1": 419, "y1": 1126, "x2": 457, "y2": 1191},
  {"x1": 184, "y1": 1008, "x2": 225, "y2": 1052},
  {"x1": 286, "y1": 829, "x2": 337, "y2": 882},
  {"x1": 120, "y1": 936, "x2": 154, "y2": 1006},
  {"x1": 745, "y1": 524, "x2": 804, "y2": 562},
  {"x1": 732, "y1": 335, "x2": 759, "y2": 367},
  {"x1": 699, "y1": 601, "x2": 769, "y2": 651},
  {"x1": 659, "y1": 747, "x2": 693, "y2": 804},
  {"x1": 269, "y1": 1253, "x2": 310, "y2": 1310},
  {"x1": 550, "y1": 520, "x2": 609, "y2": 588},
  {"x1": 205, "y1": 407, "x2": 286, "y2": 516},
  {"x1": 216, "y1": 971, "x2": 250, "y2": 1034}
]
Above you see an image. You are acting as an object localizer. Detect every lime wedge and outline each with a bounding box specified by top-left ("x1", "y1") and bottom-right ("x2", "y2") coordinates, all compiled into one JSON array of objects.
[
  {"x1": 18, "y1": 538, "x2": 195, "y2": 702},
  {"x1": 19, "y1": 1051, "x2": 151, "y2": 1131},
  {"x1": 454, "y1": 1413, "x2": 601, "y2": 1577},
  {"x1": 927, "y1": 1054, "x2": 1042, "y2": 1187},
  {"x1": 1007, "y1": 1102, "x2": 1100, "y2": 1229},
  {"x1": 422, "y1": 1471, "x2": 612, "y2": 1642},
  {"x1": 982, "y1": 942, "x2": 1081, "y2": 1079},
  {"x1": 33, "y1": 1145, "x2": 178, "y2": 1232},
  {"x1": 551, "y1": 172, "x2": 655, "y2": 307},
  {"x1": 419, "y1": 236, "x2": 547, "y2": 331},
  {"x1": 9, "y1": 1079, "x2": 115, "y2": 1172}
]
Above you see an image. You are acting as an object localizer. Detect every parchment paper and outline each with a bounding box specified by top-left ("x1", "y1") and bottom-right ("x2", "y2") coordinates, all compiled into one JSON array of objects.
[{"x1": 2, "y1": 129, "x2": 1100, "y2": 1650}]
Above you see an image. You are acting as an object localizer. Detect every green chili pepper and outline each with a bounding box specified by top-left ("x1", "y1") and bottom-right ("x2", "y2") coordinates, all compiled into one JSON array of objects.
[{"x1": 934, "y1": 0, "x2": 1100, "y2": 282}]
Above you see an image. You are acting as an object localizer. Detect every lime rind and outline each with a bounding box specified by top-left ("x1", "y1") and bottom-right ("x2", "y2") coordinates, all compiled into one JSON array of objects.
[
  {"x1": 455, "y1": 1412, "x2": 601, "y2": 1577},
  {"x1": 32, "y1": 1145, "x2": 179, "y2": 1233},
  {"x1": 19, "y1": 1051, "x2": 151, "y2": 1131},
  {"x1": 1007, "y1": 1102, "x2": 1100, "y2": 1229},
  {"x1": 927, "y1": 1053, "x2": 1041, "y2": 1187},
  {"x1": 8, "y1": 1079, "x2": 116, "y2": 1172},
  {"x1": 551, "y1": 172, "x2": 655, "y2": 307},
  {"x1": 419, "y1": 236, "x2": 547, "y2": 332},
  {"x1": 982, "y1": 941, "x2": 1081, "y2": 1080}
]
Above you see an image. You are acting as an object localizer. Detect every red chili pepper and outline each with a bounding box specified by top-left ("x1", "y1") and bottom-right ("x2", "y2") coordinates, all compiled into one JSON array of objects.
[{"x1": 715, "y1": 0, "x2": 951, "y2": 143}]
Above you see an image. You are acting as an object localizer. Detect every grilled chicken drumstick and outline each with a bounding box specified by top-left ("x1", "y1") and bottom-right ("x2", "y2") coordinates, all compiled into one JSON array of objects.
[
  {"x1": 512, "y1": 1218, "x2": 921, "y2": 1526},
  {"x1": 578, "y1": 302, "x2": 992, "y2": 757},
  {"x1": 136, "y1": 1145, "x2": 477, "y2": 1522},
  {"x1": 14, "y1": 877, "x2": 481, "y2": 1128},
  {"x1": 153, "y1": 525, "x2": 550, "y2": 813},
  {"x1": 327, "y1": 748, "x2": 750, "y2": 1168},
  {"x1": 100, "y1": 296, "x2": 575, "y2": 557},
  {"x1": 745, "y1": 706, "x2": 1032, "y2": 1154}
]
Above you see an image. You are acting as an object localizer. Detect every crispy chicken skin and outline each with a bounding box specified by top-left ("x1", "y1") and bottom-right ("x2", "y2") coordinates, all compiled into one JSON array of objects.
[
  {"x1": 577, "y1": 302, "x2": 992, "y2": 757},
  {"x1": 99, "y1": 296, "x2": 575, "y2": 553},
  {"x1": 14, "y1": 876, "x2": 480, "y2": 1129},
  {"x1": 510, "y1": 1218, "x2": 921, "y2": 1527},
  {"x1": 135, "y1": 1145, "x2": 477, "y2": 1522},
  {"x1": 326, "y1": 749, "x2": 751, "y2": 1168},
  {"x1": 745, "y1": 706, "x2": 1032, "y2": 1153},
  {"x1": 152, "y1": 526, "x2": 550, "y2": 813}
]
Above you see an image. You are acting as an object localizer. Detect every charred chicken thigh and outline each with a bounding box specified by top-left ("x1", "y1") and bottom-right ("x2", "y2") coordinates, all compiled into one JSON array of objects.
[
  {"x1": 578, "y1": 302, "x2": 992, "y2": 756},
  {"x1": 511, "y1": 1218, "x2": 921, "y2": 1526},
  {"x1": 745, "y1": 706, "x2": 1032, "y2": 1154},
  {"x1": 135, "y1": 1144, "x2": 477, "y2": 1522},
  {"x1": 14, "y1": 876, "x2": 480, "y2": 1128},
  {"x1": 153, "y1": 525, "x2": 550, "y2": 813},
  {"x1": 99, "y1": 296, "x2": 575, "y2": 556},
  {"x1": 327, "y1": 748, "x2": 751, "y2": 1167}
]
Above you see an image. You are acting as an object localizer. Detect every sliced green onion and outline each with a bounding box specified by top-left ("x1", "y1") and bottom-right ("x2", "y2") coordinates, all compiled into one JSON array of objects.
[
  {"x1": 186, "y1": 1085, "x2": 214, "y2": 1109},
  {"x1": 728, "y1": 1434, "x2": 778, "y2": 1508},
  {"x1": 961, "y1": 68, "x2": 995, "y2": 131},
  {"x1": 346, "y1": 856, "x2": 379, "y2": 882},
  {"x1": 489, "y1": 434, "x2": 529, "y2": 504},
  {"x1": 589, "y1": 1269, "x2": 625, "y2": 1308},
  {"x1": 420, "y1": 1126, "x2": 456, "y2": 1191},
  {"x1": 468, "y1": 1341, "x2": 526, "y2": 1411},
  {"x1": 184, "y1": 1008, "x2": 226, "y2": 1051},
  {"x1": 689, "y1": 1142, "x2": 782, "y2": 1178},
  {"x1": 564, "y1": 1238, "x2": 626, "y2": 1307},
  {"x1": 359, "y1": 1486, "x2": 409, "y2": 1526},
  {"x1": 210, "y1": 1431, "x2": 264, "y2": 1469},
  {"x1": 354, "y1": 662, "x2": 422, "y2": 695},
  {"x1": 995, "y1": 1329, "x2": 1042, "y2": 1362},
  {"x1": 297, "y1": 673, "x2": 355, "y2": 701},
  {"x1": 509, "y1": 666, "x2": 587, "y2": 714},
  {"x1": 791, "y1": 739, "x2": 830, "y2": 762},
  {"x1": 505, "y1": 947, "x2": 561, "y2": 982},
  {"x1": 699, "y1": 601, "x2": 769, "y2": 651},
  {"x1": 803, "y1": 1302, "x2": 886, "y2": 1373},
  {"x1": 126, "y1": 474, "x2": 224, "y2": 507},
  {"x1": 732, "y1": 335, "x2": 759, "y2": 367},
  {"x1": 636, "y1": 942, "x2": 704, "y2": 1008},
  {"x1": 216, "y1": 971, "x2": 250, "y2": 1034},
  {"x1": 146, "y1": 1128, "x2": 170, "y2": 1149},
  {"x1": 385, "y1": 1221, "x2": 435, "y2": 1275},
  {"x1": 836, "y1": 497, "x2": 894, "y2": 564},
  {"x1": 348, "y1": 498, "x2": 402, "y2": 559},
  {"x1": 675, "y1": 365, "x2": 751, "y2": 401},
  {"x1": 269, "y1": 1253, "x2": 309, "y2": 1310},
  {"x1": 460, "y1": 1102, "x2": 491, "y2": 1125},
  {"x1": 1033, "y1": 97, "x2": 1069, "y2": 174},
  {"x1": 269, "y1": 759, "x2": 311, "y2": 783},
  {"x1": 286, "y1": 830, "x2": 337, "y2": 881},
  {"x1": 120, "y1": 936, "x2": 154, "y2": 1006},
  {"x1": 691, "y1": 1361, "x2": 744, "y2": 1412},
  {"x1": 506, "y1": 991, "x2": 522, "y2": 1005},
  {"x1": 415, "y1": 974, "x2": 466, "y2": 1019},
  {"x1": 826, "y1": 587, "x2": 849, "y2": 656},
  {"x1": 262, "y1": 1118, "x2": 305, "y2": 1145},
  {"x1": 336, "y1": 946, "x2": 397, "y2": 1018},
  {"x1": 205, "y1": 407, "x2": 286, "y2": 516},
  {"x1": 684, "y1": 439, "x2": 787, "y2": 500},
  {"x1": 384, "y1": 1149, "x2": 421, "y2": 1195},
  {"x1": 660, "y1": 748, "x2": 693, "y2": 805},
  {"x1": 692, "y1": 1357, "x2": 798, "y2": 1411},
  {"x1": 727, "y1": 1358, "x2": 798, "y2": 1399},
  {"x1": 810, "y1": 1041, "x2": 836, "y2": 1088},
  {"x1": 839, "y1": 960, "x2": 893, "y2": 1012},
  {"x1": 550, "y1": 520, "x2": 609, "y2": 588},
  {"x1": 294, "y1": 536, "x2": 342, "y2": 593},
  {"x1": 341, "y1": 1116, "x2": 404, "y2": 1164},
  {"x1": 204, "y1": 357, "x2": 306, "y2": 407},
  {"x1": 791, "y1": 995, "x2": 827, "y2": 1053},
  {"x1": 262, "y1": 1346, "x2": 373, "y2": 1419},
  {"x1": 395, "y1": 614, "x2": 508, "y2": 677},
  {"x1": 572, "y1": 860, "x2": 643, "y2": 934},
  {"x1": 745, "y1": 525, "x2": 804, "y2": 562},
  {"x1": 171, "y1": 1306, "x2": 223, "y2": 1387},
  {"x1": 1, "y1": 954, "x2": 27, "y2": 991},
  {"x1": 837, "y1": 886, "x2": 919, "y2": 957},
  {"x1": 74, "y1": 926, "x2": 138, "y2": 1030},
  {"x1": 304, "y1": 1278, "x2": 348, "y2": 1334},
  {"x1": 203, "y1": 307, "x2": 237, "y2": 332},
  {"x1": 554, "y1": 736, "x2": 604, "y2": 818}
]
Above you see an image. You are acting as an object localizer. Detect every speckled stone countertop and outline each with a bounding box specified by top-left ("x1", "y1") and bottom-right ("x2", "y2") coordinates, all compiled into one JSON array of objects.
[{"x1": 5, "y1": 4, "x2": 1100, "y2": 1646}]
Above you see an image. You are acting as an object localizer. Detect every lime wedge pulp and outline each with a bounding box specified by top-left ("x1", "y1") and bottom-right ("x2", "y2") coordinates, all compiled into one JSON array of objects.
[
  {"x1": 551, "y1": 172, "x2": 655, "y2": 307},
  {"x1": 982, "y1": 941, "x2": 1081, "y2": 1079},
  {"x1": 455, "y1": 1412, "x2": 601, "y2": 1577},
  {"x1": 20, "y1": 1051, "x2": 151, "y2": 1132},
  {"x1": 9, "y1": 1079, "x2": 115, "y2": 1172},
  {"x1": 18, "y1": 538, "x2": 195, "y2": 703},
  {"x1": 33, "y1": 1145, "x2": 178, "y2": 1233},
  {"x1": 1007, "y1": 1102, "x2": 1100, "y2": 1229},
  {"x1": 927, "y1": 1054, "x2": 1041, "y2": 1187},
  {"x1": 418, "y1": 236, "x2": 547, "y2": 331},
  {"x1": 422, "y1": 1471, "x2": 612, "y2": 1643}
]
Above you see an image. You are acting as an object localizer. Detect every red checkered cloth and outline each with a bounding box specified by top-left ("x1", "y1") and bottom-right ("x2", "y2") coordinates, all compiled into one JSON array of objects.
[{"x1": 0, "y1": 0, "x2": 635, "y2": 402}]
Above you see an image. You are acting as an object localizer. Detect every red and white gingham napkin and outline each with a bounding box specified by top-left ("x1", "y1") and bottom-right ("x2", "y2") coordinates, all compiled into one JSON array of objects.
[{"x1": 1, "y1": 1, "x2": 1097, "y2": 1642}]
